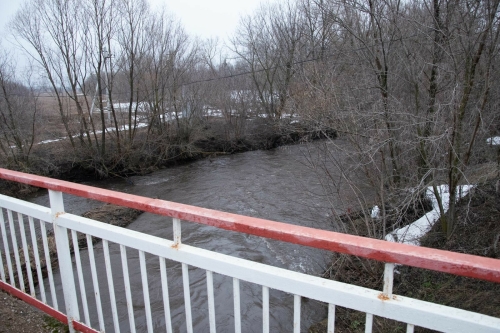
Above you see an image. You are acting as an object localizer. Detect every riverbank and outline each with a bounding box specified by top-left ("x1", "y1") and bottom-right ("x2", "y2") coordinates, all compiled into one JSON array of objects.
[
  {"x1": 0, "y1": 289, "x2": 63, "y2": 333},
  {"x1": 310, "y1": 178, "x2": 500, "y2": 332},
  {"x1": 0, "y1": 119, "x2": 336, "y2": 198}
]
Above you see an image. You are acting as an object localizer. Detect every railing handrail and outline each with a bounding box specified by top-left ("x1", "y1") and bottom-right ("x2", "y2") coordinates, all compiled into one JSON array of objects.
[{"x1": 1, "y1": 167, "x2": 499, "y2": 283}]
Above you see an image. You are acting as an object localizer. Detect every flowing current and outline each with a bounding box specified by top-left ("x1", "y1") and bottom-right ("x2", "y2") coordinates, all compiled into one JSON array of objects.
[{"x1": 30, "y1": 141, "x2": 354, "y2": 332}]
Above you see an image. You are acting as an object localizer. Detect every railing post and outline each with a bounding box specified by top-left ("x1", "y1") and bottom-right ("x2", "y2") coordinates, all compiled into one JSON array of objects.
[
  {"x1": 383, "y1": 263, "x2": 394, "y2": 298},
  {"x1": 173, "y1": 218, "x2": 181, "y2": 245},
  {"x1": 49, "y1": 190, "x2": 80, "y2": 333}
]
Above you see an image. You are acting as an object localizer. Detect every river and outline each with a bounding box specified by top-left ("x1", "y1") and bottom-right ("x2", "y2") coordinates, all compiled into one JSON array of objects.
[{"x1": 30, "y1": 140, "x2": 358, "y2": 332}]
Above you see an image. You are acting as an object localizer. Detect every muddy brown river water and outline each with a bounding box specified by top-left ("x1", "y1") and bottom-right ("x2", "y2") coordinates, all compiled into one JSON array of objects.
[{"x1": 30, "y1": 141, "x2": 360, "y2": 332}]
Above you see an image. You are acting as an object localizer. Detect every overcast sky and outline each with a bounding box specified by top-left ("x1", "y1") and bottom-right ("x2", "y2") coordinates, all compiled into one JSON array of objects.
[{"x1": 0, "y1": 0, "x2": 268, "y2": 41}]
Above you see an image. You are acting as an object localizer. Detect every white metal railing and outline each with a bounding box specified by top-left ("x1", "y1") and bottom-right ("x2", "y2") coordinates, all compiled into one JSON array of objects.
[{"x1": 0, "y1": 168, "x2": 500, "y2": 333}]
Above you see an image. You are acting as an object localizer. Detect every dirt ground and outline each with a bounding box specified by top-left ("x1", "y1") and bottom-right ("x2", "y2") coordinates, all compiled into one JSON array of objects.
[{"x1": 0, "y1": 289, "x2": 64, "y2": 333}]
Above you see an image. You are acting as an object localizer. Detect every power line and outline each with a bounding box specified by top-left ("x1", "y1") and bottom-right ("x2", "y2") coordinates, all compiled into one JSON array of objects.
[{"x1": 2, "y1": 33, "x2": 421, "y2": 99}]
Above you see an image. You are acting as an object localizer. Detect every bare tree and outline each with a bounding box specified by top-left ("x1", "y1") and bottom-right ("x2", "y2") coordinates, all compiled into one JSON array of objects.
[
  {"x1": 290, "y1": 0, "x2": 500, "y2": 239},
  {"x1": 0, "y1": 49, "x2": 39, "y2": 168},
  {"x1": 11, "y1": 0, "x2": 77, "y2": 148},
  {"x1": 81, "y1": 0, "x2": 119, "y2": 159},
  {"x1": 232, "y1": 0, "x2": 301, "y2": 120},
  {"x1": 115, "y1": 0, "x2": 150, "y2": 145},
  {"x1": 140, "y1": 7, "x2": 191, "y2": 138},
  {"x1": 441, "y1": 0, "x2": 500, "y2": 236},
  {"x1": 201, "y1": 39, "x2": 250, "y2": 141}
]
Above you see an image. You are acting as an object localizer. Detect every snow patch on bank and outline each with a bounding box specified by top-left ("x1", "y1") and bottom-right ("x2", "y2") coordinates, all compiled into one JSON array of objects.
[
  {"x1": 36, "y1": 122, "x2": 149, "y2": 146},
  {"x1": 486, "y1": 136, "x2": 500, "y2": 145},
  {"x1": 371, "y1": 205, "x2": 380, "y2": 219},
  {"x1": 385, "y1": 185, "x2": 474, "y2": 245}
]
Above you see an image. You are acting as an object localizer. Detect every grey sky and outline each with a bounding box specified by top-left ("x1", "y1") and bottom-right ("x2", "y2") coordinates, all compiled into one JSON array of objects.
[
  {"x1": 0, "y1": 0, "x2": 270, "y2": 73},
  {"x1": 0, "y1": 0, "x2": 23, "y2": 38},
  {"x1": 0, "y1": 0, "x2": 269, "y2": 41},
  {"x1": 151, "y1": 0, "x2": 268, "y2": 40}
]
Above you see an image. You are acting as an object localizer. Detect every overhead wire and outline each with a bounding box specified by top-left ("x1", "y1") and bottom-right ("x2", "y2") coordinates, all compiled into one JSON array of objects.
[{"x1": 3, "y1": 32, "x2": 421, "y2": 98}]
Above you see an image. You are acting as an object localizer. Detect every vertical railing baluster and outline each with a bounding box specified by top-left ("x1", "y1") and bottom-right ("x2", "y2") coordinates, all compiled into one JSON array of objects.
[
  {"x1": 365, "y1": 313, "x2": 373, "y2": 333},
  {"x1": 139, "y1": 250, "x2": 153, "y2": 333},
  {"x1": 0, "y1": 209, "x2": 14, "y2": 286},
  {"x1": 383, "y1": 263, "x2": 394, "y2": 298},
  {"x1": 159, "y1": 257, "x2": 172, "y2": 333},
  {"x1": 206, "y1": 270, "x2": 216, "y2": 333},
  {"x1": 71, "y1": 230, "x2": 90, "y2": 326},
  {"x1": 121, "y1": 245, "x2": 136, "y2": 333},
  {"x1": 87, "y1": 234, "x2": 104, "y2": 331},
  {"x1": 103, "y1": 240, "x2": 120, "y2": 333},
  {"x1": 327, "y1": 304, "x2": 335, "y2": 333},
  {"x1": 0, "y1": 248, "x2": 5, "y2": 282},
  {"x1": 40, "y1": 220, "x2": 57, "y2": 309},
  {"x1": 18, "y1": 213, "x2": 35, "y2": 296},
  {"x1": 30, "y1": 217, "x2": 46, "y2": 303},
  {"x1": 233, "y1": 278, "x2": 241, "y2": 333},
  {"x1": 263, "y1": 286, "x2": 269, "y2": 333},
  {"x1": 173, "y1": 218, "x2": 181, "y2": 244},
  {"x1": 406, "y1": 324, "x2": 415, "y2": 333},
  {"x1": 49, "y1": 190, "x2": 79, "y2": 333},
  {"x1": 293, "y1": 294, "x2": 301, "y2": 333},
  {"x1": 7, "y1": 210, "x2": 24, "y2": 292},
  {"x1": 176, "y1": 218, "x2": 193, "y2": 333},
  {"x1": 182, "y1": 263, "x2": 193, "y2": 333}
]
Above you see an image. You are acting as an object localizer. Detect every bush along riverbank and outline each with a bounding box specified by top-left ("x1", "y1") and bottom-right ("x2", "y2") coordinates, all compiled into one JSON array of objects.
[
  {"x1": 0, "y1": 119, "x2": 336, "y2": 198},
  {"x1": 309, "y1": 178, "x2": 500, "y2": 333}
]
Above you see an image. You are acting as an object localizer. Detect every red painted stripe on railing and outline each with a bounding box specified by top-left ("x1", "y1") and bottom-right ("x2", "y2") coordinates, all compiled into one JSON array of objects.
[
  {"x1": 0, "y1": 281, "x2": 99, "y2": 333},
  {"x1": 1, "y1": 168, "x2": 500, "y2": 283}
]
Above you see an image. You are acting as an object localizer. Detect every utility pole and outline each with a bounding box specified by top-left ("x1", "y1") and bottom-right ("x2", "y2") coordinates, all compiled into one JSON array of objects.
[
  {"x1": 89, "y1": 49, "x2": 112, "y2": 122},
  {"x1": 103, "y1": 48, "x2": 112, "y2": 122}
]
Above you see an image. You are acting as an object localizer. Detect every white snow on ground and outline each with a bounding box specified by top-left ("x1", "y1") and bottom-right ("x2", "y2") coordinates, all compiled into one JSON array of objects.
[
  {"x1": 112, "y1": 102, "x2": 149, "y2": 112},
  {"x1": 34, "y1": 110, "x2": 192, "y2": 146},
  {"x1": 371, "y1": 205, "x2": 380, "y2": 219},
  {"x1": 38, "y1": 139, "x2": 63, "y2": 145},
  {"x1": 257, "y1": 113, "x2": 299, "y2": 119},
  {"x1": 205, "y1": 108, "x2": 224, "y2": 117},
  {"x1": 160, "y1": 112, "x2": 186, "y2": 120},
  {"x1": 486, "y1": 136, "x2": 500, "y2": 145},
  {"x1": 385, "y1": 185, "x2": 474, "y2": 245},
  {"x1": 35, "y1": 121, "x2": 149, "y2": 146},
  {"x1": 111, "y1": 122, "x2": 148, "y2": 132}
]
